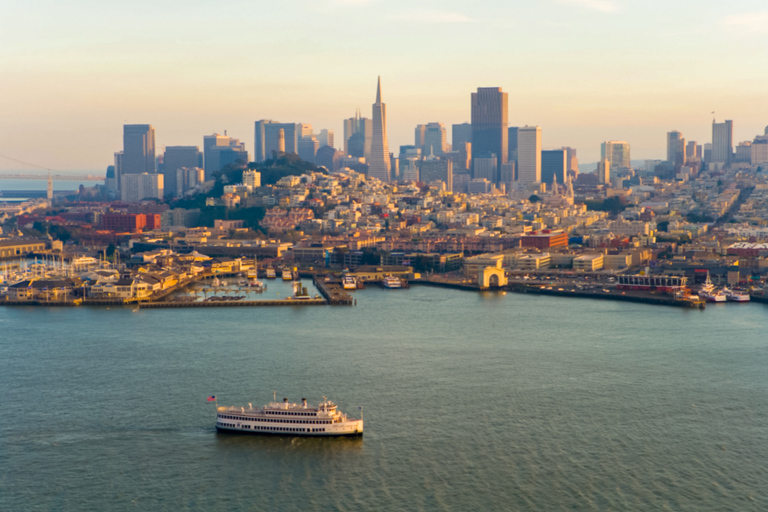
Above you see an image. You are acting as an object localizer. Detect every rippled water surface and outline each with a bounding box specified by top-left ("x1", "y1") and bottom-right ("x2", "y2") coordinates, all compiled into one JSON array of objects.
[{"x1": 1, "y1": 287, "x2": 767, "y2": 510}]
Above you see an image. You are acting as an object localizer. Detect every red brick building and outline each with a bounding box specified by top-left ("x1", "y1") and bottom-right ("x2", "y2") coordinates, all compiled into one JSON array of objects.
[
  {"x1": 144, "y1": 214, "x2": 162, "y2": 230},
  {"x1": 101, "y1": 213, "x2": 147, "y2": 233},
  {"x1": 520, "y1": 230, "x2": 568, "y2": 250}
]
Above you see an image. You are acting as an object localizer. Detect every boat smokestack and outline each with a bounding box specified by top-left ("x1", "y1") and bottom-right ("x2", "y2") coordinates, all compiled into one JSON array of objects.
[{"x1": 302, "y1": 398, "x2": 307, "y2": 408}]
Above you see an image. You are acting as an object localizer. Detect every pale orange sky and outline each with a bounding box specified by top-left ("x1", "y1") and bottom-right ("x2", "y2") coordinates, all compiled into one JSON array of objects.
[{"x1": 1, "y1": 0, "x2": 767, "y2": 171}]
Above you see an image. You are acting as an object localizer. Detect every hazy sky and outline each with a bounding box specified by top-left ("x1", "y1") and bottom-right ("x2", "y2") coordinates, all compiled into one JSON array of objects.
[{"x1": 2, "y1": 0, "x2": 767, "y2": 171}]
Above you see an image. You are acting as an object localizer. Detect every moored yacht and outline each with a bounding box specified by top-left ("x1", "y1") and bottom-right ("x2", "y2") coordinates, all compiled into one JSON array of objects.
[{"x1": 215, "y1": 396, "x2": 363, "y2": 436}]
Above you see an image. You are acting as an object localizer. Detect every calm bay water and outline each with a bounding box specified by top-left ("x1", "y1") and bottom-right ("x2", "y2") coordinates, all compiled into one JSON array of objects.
[{"x1": 1, "y1": 287, "x2": 767, "y2": 511}]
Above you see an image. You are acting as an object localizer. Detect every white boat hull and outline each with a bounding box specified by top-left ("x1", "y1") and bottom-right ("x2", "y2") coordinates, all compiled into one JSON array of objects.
[{"x1": 216, "y1": 418, "x2": 363, "y2": 437}]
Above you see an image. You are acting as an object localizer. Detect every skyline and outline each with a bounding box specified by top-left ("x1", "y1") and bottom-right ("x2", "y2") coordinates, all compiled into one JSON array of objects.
[{"x1": 2, "y1": 0, "x2": 768, "y2": 171}]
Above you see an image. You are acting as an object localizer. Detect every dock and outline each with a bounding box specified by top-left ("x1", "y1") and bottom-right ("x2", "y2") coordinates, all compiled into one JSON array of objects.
[
  {"x1": 415, "y1": 279, "x2": 704, "y2": 308},
  {"x1": 139, "y1": 299, "x2": 326, "y2": 308},
  {"x1": 313, "y1": 276, "x2": 354, "y2": 305}
]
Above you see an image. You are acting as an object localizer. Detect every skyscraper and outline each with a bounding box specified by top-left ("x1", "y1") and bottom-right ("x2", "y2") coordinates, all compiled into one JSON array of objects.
[
  {"x1": 414, "y1": 124, "x2": 426, "y2": 149},
  {"x1": 452, "y1": 123, "x2": 472, "y2": 148},
  {"x1": 164, "y1": 146, "x2": 202, "y2": 198},
  {"x1": 368, "y1": 76, "x2": 390, "y2": 182},
  {"x1": 565, "y1": 147, "x2": 579, "y2": 177},
  {"x1": 398, "y1": 146, "x2": 420, "y2": 182},
  {"x1": 508, "y1": 126, "x2": 519, "y2": 166},
  {"x1": 712, "y1": 120, "x2": 733, "y2": 164},
  {"x1": 597, "y1": 160, "x2": 610, "y2": 185},
  {"x1": 122, "y1": 125, "x2": 156, "y2": 175},
  {"x1": 254, "y1": 120, "x2": 301, "y2": 162},
  {"x1": 419, "y1": 154, "x2": 453, "y2": 191},
  {"x1": 203, "y1": 134, "x2": 247, "y2": 180},
  {"x1": 666, "y1": 131, "x2": 686, "y2": 169},
  {"x1": 424, "y1": 123, "x2": 447, "y2": 156},
  {"x1": 298, "y1": 135, "x2": 319, "y2": 163},
  {"x1": 473, "y1": 154, "x2": 497, "y2": 183},
  {"x1": 600, "y1": 141, "x2": 631, "y2": 169},
  {"x1": 471, "y1": 87, "x2": 508, "y2": 177},
  {"x1": 318, "y1": 129, "x2": 334, "y2": 149},
  {"x1": 517, "y1": 126, "x2": 541, "y2": 183},
  {"x1": 343, "y1": 110, "x2": 373, "y2": 158},
  {"x1": 541, "y1": 149, "x2": 567, "y2": 185}
]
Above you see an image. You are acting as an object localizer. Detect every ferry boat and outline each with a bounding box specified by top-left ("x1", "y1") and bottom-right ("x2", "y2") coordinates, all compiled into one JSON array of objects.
[
  {"x1": 382, "y1": 275, "x2": 402, "y2": 289},
  {"x1": 282, "y1": 268, "x2": 293, "y2": 281},
  {"x1": 265, "y1": 267, "x2": 276, "y2": 279},
  {"x1": 342, "y1": 275, "x2": 357, "y2": 290},
  {"x1": 698, "y1": 274, "x2": 726, "y2": 303},
  {"x1": 215, "y1": 396, "x2": 363, "y2": 437},
  {"x1": 723, "y1": 287, "x2": 750, "y2": 302}
]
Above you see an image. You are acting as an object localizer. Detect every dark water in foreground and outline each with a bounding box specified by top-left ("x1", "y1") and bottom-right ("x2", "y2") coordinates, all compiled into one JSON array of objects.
[{"x1": 1, "y1": 287, "x2": 767, "y2": 511}]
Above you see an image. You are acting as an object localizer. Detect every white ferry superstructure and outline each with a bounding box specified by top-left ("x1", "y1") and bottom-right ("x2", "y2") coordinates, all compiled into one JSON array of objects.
[
  {"x1": 382, "y1": 276, "x2": 402, "y2": 289},
  {"x1": 216, "y1": 397, "x2": 363, "y2": 437},
  {"x1": 724, "y1": 287, "x2": 750, "y2": 302}
]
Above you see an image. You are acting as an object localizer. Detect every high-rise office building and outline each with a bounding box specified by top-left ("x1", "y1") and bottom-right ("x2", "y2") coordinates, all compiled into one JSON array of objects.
[
  {"x1": 120, "y1": 173, "x2": 164, "y2": 202},
  {"x1": 472, "y1": 89, "x2": 508, "y2": 177},
  {"x1": 421, "y1": 123, "x2": 447, "y2": 156},
  {"x1": 398, "y1": 146, "x2": 421, "y2": 182},
  {"x1": 600, "y1": 141, "x2": 631, "y2": 169},
  {"x1": 122, "y1": 125, "x2": 156, "y2": 175},
  {"x1": 541, "y1": 149, "x2": 567, "y2": 185},
  {"x1": 508, "y1": 126, "x2": 519, "y2": 164},
  {"x1": 452, "y1": 123, "x2": 472, "y2": 148},
  {"x1": 175, "y1": 167, "x2": 204, "y2": 198},
  {"x1": 473, "y1": 154, "x2": 498, "y2": 183},
  {"x1": 368, "y1": 76, "x2": 391, "y2": 182},
  {"x1": 415, "y1": 125, "x2": 426, "y2": 149},
  {"x1": 597, "y1": 160, "x2": 610, "y2": 185},
  {"x1": 517, "y1": 126, "x2": 541, "y2": 183},
  {"x1": 254, "y1": 120, "x2": 301, "y2": 162},
  {"x1": 667, "y1": 131, "x2": 686, "y2": 169},
  {"x1": 315, "y1": 146, "x2": 343, "y2": 172},
  {"x1": 565, "y1": 147, "x2": 579, "y2": 176},
  {"x1": 686, "y1": 141, "x2": 702, "y2": 161},
  {"x1": 203, "y1": 134, "x2": 247, "y2": 180},
  {"x1": 163, "y1": 146, "x2": 201, "y2": 198},
  {"x1": 298, "y1": 136, "x2": 319, "y2": 164},
  {"x1": 712, "y1": 120, "x2": 733, "y2": 164},
  {"x1": 499, "y1": 163, "x2": 515, "y2": 185},
  {"x1": 343, "y1": 110, "x2": 372, "y2": 158},
  {"x1": 471, "y1": 87, "x2": 508, "y2": 177},
  {"x1": 751, "y1": 134, "x2": 768, "y2": 164},
  {"x1": 419, "y1": 155, "x2": 453, "y2": 191},
  {"x1": 318, "y1": 129, "x2": 334, "y2": 149}
]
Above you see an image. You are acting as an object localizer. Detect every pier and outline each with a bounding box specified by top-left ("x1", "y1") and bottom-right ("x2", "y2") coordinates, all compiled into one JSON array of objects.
[
  {"x1": 415, "y1": 279, "x2": 704, "y2": 308},
  {"x1": 313, "y1": 276, "x2": 354, "y2": 305},
  {"x1": 139, "y1": 299, "x2": 326, "y2": 308}
]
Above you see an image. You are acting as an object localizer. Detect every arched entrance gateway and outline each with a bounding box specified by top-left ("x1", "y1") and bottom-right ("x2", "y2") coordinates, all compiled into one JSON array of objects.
[{"x1": 478, "y1": 267, "x2": 508, "y2": 289}]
